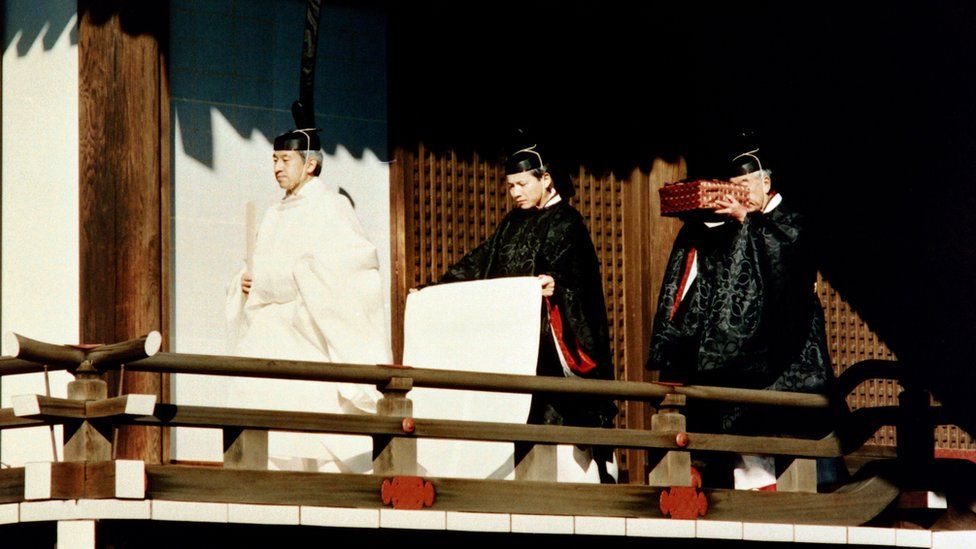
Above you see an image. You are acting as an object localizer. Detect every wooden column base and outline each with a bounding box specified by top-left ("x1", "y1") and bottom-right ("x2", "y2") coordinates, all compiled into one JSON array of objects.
[
  {"x1": 778, "y1": 457, "x2": 817, "y2": 493},
  {"x1": 373, "y1": 378, "x2": 417, "y2": 476},
  {"x1": 222, "y1": 429, "x2": 268, "y2": 470},
  {"x1": 514, "y1": 444, "x2": 557, "y2": 481}
]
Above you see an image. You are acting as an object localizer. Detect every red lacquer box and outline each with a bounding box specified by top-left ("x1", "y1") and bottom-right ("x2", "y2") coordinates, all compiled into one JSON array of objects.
[{"x1": 659, "y1": 179, "x2": 751, "y2": 217}]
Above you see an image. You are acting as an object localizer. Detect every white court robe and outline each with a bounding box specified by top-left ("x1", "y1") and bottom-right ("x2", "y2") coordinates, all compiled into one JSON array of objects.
[{"x1": 225, "y1": 176, "x2": 390, "y2": 473}]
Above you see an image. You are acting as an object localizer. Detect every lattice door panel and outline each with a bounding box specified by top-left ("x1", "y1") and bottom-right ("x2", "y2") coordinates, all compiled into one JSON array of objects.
[{"x1": 816, "y1": 275, "x2": 974, "y2": 450}]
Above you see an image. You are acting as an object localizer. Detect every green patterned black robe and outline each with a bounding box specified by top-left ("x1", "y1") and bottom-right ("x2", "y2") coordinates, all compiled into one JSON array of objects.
[
  {"x1": 648, "y1": 198, "x2": 834, "y2": 438},
  {"x1": 440, "y1": 200, "x2": 617, "y2": 429}
]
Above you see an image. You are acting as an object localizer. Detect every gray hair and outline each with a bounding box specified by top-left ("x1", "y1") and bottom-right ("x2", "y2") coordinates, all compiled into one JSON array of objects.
[{"x1": 298, "y1": 149, "x2": 324, "y2": 176}]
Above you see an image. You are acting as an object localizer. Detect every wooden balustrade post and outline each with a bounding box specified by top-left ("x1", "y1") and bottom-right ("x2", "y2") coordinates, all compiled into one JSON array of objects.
[
  {"x1": 897, "y1": 379, "x2": 934, "y2": 489},
  {"x1": 514, "y1": 443, "x2": 557, "y2": 481},
  {"x1": 373, "y1": 377, "x2": 417, "y2": 475},
  {"x1": 223, "y1": 429, "x2": 268, "y2": 470},
  {"x1": 647, "y1": 394, "x2": 691, "y2": 487},
  {"x1": 63, "y1": 361, "x2": 111, "y2": 462},
  {"x1": 777, "y1": 458, "x2": 818, "y2": 493}
]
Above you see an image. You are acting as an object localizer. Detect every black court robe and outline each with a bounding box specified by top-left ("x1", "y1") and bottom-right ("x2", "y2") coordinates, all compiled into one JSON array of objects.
[
  {"x1": 647, "y1": 199, "x2": 834, "y2": 438},
  {"x1": 439, "y1": 200, "x2": 617, "y2": 429}
]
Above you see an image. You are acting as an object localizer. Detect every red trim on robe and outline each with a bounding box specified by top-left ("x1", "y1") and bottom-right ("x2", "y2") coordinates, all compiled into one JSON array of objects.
[
  {"x1": 545, "y1": 296, "x2": 598, "y2": 375},
  {"x1": 670, "y1": 248, "x2": 697, "y2": 320}
]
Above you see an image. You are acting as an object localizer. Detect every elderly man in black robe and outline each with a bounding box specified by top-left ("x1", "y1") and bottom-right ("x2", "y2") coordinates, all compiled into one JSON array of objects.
[
  {"x1": 648, "y1": 143, "x2": 838, "y2": 490},
  {"x1": 436, "y1": 143, "x2": 618, "y2": 482}
]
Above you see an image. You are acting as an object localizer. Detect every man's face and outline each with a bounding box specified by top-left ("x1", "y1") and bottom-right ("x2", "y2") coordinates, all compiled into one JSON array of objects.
[
  {"x1": 729, "y1": 170, "x2": 771, "y2": 210},
  {"x1": 272, "y1": 150, "x2": 310, "y2": 192},
  {"x1": 506, "y1": 171, "x2": 552, "y2": 209}
]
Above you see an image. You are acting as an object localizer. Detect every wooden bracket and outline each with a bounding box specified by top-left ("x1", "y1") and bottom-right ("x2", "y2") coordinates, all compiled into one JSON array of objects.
[
  {"x1": 12, "y1": 394, "x2": 156, "y2": 422},
  {"x1": 13, "y1": 393, "x2": 157, "y2": 463}
]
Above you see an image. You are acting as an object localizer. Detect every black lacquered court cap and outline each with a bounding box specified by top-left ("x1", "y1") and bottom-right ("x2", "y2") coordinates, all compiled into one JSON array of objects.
[
  {"x1": 729, "y1": 129, "x2": 767, "y2": 177},
  {"x1": 273, "y1": 128, "x2": 322, "y2": 151}
]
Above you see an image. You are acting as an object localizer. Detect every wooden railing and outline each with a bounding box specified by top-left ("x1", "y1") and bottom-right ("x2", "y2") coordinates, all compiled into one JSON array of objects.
[{"x1": 0, "y1": 332, "x2": 971, "y2": 527}]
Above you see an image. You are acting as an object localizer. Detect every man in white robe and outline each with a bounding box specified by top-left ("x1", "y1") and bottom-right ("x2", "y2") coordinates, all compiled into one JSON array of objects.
[{"x1": 225, "y1": 128, "x2": 390, "y2": 472}]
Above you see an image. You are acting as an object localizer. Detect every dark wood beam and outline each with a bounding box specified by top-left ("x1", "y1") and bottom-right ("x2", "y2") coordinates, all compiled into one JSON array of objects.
[
  {"x1": 0, "y1": 469, "x2": 23, "y2": 504},
  {"x1": 145, "y1": 465, "x2": 898, "y2": 525},
  {"x1": 78, "y1": 1, "x2": 169, "y2": 464}
]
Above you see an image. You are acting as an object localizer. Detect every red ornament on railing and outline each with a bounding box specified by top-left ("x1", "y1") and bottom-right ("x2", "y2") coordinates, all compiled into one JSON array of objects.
[
  {"x1": 381, "y1": 476, "x2": 435, "y2": 510},
  {"x1": 659, "y1": 467, "x2": 708, "y2": 519}
]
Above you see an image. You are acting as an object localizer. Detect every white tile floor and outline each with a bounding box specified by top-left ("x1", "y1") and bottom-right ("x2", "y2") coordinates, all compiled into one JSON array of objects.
[
  {"x1": 379, "y1": 508, "x2": 447, "y2": 530},
  {"x1": 20, "y1": 500, "x2": 77, "y2": 522},
  {"x1": 75, "y1": 499, "x2": 150, "y2": 520},
  {"x1": 794, "y1": 524, "x2": 848, "y2": 544},
  {"x1": 228, "y1": 503, "x2": 299, "y2": 525},
  {"x1": 300, "y1": 506, "x2": 379, "y2": 528},
  {"x1": 744, "y1": 522, "x2": 795, "y2": 542},
  {"x1": 151, "y1": 500, "x2": 228, "y2": 523},
  {"x1": 8, "y1": 496, "x2": 976, "y2": 547},
  {"x1": 931, "y1": 531, "x2": 976, "y2": 549},
  {"x1": 574, "y1": 515, "x2": 626, "y2": 536},
  {"x1": 627, "y1": 517, "x2": 696, "y2": 538},
  {"x1": 0, "y1": 503, "x2": 18, "y2": 525},
  {"x1": 446, "y1": 511, "x2": 510, "y2": 533},
  {"x1": 511, "y1": 513, "x2": 574, "y2": 535},
  {"x1": 696, "y1": 519, "x2": 743, "y2": 540},
  {"x1": 896, "y1": 528, "x2": 933, "y2": 548},
  {"x1": 848, "y1": 526, "x2": 898, "y2": 546}
]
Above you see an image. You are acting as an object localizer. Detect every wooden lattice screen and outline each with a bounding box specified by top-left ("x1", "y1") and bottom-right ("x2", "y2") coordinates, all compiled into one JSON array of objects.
[{"x1": 816, "y1": 276, "x2": 975, "y2": 451}]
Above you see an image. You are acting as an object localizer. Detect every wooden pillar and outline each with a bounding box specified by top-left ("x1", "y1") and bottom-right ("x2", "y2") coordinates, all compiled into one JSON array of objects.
[
  {"x1": 78, "y1": 1, "x2": 169, "y2": 464},
  {"x1": 621, "y1": 158, "x2": 685, "y2": 483},
  {"x1": 390, "y1": 147, "x2": 412, "y2": 364}
]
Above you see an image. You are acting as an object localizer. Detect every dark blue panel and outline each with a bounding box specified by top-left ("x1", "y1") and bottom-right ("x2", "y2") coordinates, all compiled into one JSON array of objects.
[
  {"x1": 4, "y1": 0, "x2": 77, "y2": 56},
  {"x1": 171, "y1": 0, "x2": 387, "y2": 165}
]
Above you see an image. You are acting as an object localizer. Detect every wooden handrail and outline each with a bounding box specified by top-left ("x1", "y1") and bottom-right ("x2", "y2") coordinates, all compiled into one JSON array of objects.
[
  {"x1": 122, "y1": 403, "x2": 844, "y2": 458},
  {"x1": 0, "y1": 336, "x2": 922, "y2": 415},
  {"x1": 0, "y1": 357, "x2": 61, "y2": 376},
  {"x1": 2, "y1": 333, "x2": 86, "y2": 368},
  {"x1": 126, "y1": 352, "x2": 831, "y2": 409},
  {"x1": 834, "y1": 359, "x2": 902, "y2": 398},
  {"x1": 0, "y1": 331, "x2": 161, "y2": 372}
]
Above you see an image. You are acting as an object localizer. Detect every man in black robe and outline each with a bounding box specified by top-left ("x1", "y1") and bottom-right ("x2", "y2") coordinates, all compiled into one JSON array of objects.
[
  {"x1": 437, "y1": 143, "x2": 617, "y2": 481},
  {"x1": 647, "y1": 143, "x2": 836, "y2": 489}
]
